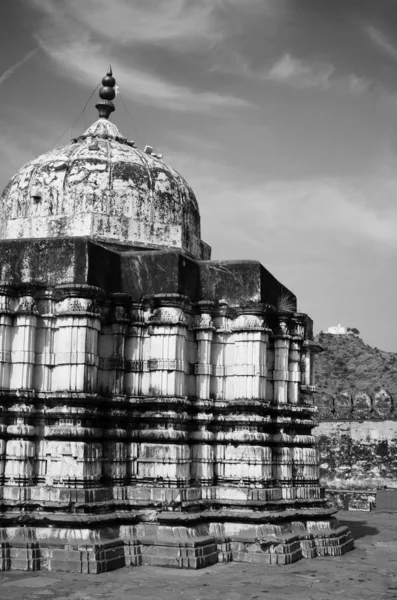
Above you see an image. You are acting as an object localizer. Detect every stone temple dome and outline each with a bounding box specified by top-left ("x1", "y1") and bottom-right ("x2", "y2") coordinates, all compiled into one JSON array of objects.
[{"x1": 0, "y1": 71, "x2": 210, "y2": 260}]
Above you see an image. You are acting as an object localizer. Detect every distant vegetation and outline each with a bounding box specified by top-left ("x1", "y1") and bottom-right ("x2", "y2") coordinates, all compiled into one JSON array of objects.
[
  {"x1": 315, "y1": 332, "x2": 397, "y2": 398},
  {"x1": 347, "y1": 327, "x2": 360, "y2": 335}
]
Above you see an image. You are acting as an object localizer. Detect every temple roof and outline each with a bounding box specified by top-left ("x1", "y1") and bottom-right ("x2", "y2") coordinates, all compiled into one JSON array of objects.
[{"x1": 0, "y1": 70, "x2": 209, "y2": 260}]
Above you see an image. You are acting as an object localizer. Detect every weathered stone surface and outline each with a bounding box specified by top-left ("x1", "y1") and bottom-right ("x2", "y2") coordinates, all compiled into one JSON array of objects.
[
  {"x1": 199, "y1": 260, "x2": 296, "y2": 309},
  {"x1": 315, "y1": 420, "x2": 397, "y2": 489},
  {"x1": 0, "y1": 237, "x2": 120, "y2": 291},
  {"x1": 1, "y1": 511, "x2": 397, "y2": 600},
  {"x1": 0, "y1": 119, "x2": 210, "y2": 260},
  {"x1": 121, "y1": 250, "x2": 200, "y2": 300}
]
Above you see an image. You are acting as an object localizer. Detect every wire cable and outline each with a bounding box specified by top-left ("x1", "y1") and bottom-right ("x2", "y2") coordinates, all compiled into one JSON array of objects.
[
  {"x1": 119, "y1": 92, "x2": 145, "y2": 145},
  {"x1": 50, "y1": 82, "x2": 101, "y2": 150}
]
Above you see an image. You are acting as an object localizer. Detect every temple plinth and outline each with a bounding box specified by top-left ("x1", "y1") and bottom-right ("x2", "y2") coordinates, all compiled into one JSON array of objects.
[{"x1": 0, "y1": 72, "x2": 353, "y2": 573}]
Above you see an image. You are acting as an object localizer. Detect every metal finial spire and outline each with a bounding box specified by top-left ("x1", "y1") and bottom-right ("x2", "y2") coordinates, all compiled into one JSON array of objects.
[{"x1": 96, "y1": 68, "x2": 116, "y2": 119}]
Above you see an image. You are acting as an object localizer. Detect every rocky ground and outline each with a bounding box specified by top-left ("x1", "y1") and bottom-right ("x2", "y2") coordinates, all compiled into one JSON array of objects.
[{"x1": 1, "y1": 511, "x2": 397, "y2": 600}]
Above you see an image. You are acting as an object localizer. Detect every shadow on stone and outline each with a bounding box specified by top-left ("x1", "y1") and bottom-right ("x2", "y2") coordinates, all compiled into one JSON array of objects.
[{"x1": 338, "y1": 519, "x2": 378, "y2": 541}]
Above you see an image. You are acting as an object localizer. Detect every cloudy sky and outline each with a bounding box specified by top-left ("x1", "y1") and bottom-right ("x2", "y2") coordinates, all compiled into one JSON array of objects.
[{"x1": 1, "y1": 0, "x2": 397, "y2": 350}]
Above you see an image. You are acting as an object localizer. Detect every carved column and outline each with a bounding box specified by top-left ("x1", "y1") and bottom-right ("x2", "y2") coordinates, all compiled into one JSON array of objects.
[
  {"x1": 147, "y1": 298, "x2": 188, "y2": 397},
  {"x1": 272, "y1": 431, "x2": 293, "y2": 498},
  {"x1": 211, "y1": 305, "x2": 231, "y2": 401},
  {"x1": 191, "y1": 303, "x2": 214, "y2": 486},
  {"x1": 265, "y1": 337, "x2": 275, "y2": 402},
  {"x1": 5, "y1": 393, "x2": 36, "y2": 486},
  {"x1": 231, "y1": 312, "x2": 267, "y2": 400},
  {"x1": 0, "y1": 286, "x2": 15, "y2": 390},
  {"x1": 301, "y1": 344, "x2": 311, "y2": 388},
  {"x1": 132, "y1": 297, "x2": 191, "y2": 488},
  {"x1": 103, "y1": 424, "x2": 128, "y2": 486},
  {"x1": 43, "y1": 410, "x2": 103, "y2": 488},
  {"x1": 34, "y1": 289, "x2": 56, "y2": 392},
  {"x1": 99, "y1": 293, "x2": 129, "y2": 395},
  {"x1": 10, "y1": 289, "x2": 38, "y2": 390},
  {"x1": 194, "y1": 301, "x2": 214, "y2": 401},
  {"x1": 0, "y1": 411, "x2": 6, "y2": 485},
  {"x1": 273, "y1": 316, "x2": 291, "y2": 404},
  {"x1": 125, "y1": 302, "x2": 146, "y2": 396},
  {"x1": 53, "y1": 285, "x2": 103, "y2": 392},
  {"x1": 288, "y1": 315, "x2": 305, "y2": 404}
]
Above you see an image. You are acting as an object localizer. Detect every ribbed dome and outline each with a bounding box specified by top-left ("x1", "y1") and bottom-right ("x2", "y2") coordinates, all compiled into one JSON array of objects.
[{"x1": 0, "y1": 118, "x2": 209, "y2": 259}]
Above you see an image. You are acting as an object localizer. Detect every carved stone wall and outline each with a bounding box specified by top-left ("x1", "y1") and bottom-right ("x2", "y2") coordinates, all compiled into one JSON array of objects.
[
  {"x1": 0, "y1": 281, "x2": 353, "y2": 570},
  {"x1": 314, "y1": 392, "x2": 397, "y2": 490},
  {"x1": 0, "y1": 285, "x2": 319, "y2": 493}
]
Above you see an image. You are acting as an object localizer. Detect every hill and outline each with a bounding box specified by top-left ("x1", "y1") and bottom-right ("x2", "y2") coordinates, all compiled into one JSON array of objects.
[{"x1": 314, "y1": 332, "x2": 397, "y2": 400}]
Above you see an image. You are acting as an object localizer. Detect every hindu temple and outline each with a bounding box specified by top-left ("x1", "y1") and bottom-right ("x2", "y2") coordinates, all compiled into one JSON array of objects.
[{"x1": 0, "y1": 69, "x2": 353, "y2": 573}]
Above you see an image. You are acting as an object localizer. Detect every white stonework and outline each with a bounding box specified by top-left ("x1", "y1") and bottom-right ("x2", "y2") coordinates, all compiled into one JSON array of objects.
[
  {"x1": 0, "y1": 119, "x2": 210, "y2": 260},
  {"x1": 326, "y1": 323, "x2": 346, "y2": 335}
]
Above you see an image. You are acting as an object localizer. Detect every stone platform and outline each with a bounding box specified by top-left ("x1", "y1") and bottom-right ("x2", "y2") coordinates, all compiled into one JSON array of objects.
[
  {"x1": 0, "y1": 511, "x2": 391, "y2": 600},
  {"x1": 0, "y1": 494, "x2": 353, "y2": 572}
]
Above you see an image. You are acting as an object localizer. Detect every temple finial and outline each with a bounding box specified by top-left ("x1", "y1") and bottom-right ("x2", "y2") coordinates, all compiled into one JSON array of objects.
[{"x1": 96, "y1": 68, "x2": 116, "y2": 119}]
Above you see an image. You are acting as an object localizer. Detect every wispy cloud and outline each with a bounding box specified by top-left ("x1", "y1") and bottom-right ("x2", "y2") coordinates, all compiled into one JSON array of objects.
[
  {"x1": 36, "y1": 35, "x2": 252, "y2": 113},
  {"x1": 165, "y1": 148, "x2": 397, "y2": 261},
  {"x1": 32, "y1": 0, "x2": 252, "y2": 113},
  {"x1": 268, "y1": 54, "x2": 334, "y2": 90},
  {"x1": 33, "y1": 0, "x2": 222, "y2": 50},
  {"x1": 0, "y1": 49, "x2": 37, "y2": 86},
  {"x1": 267, "y1": 54, "x2": 372, "y2": 94},
  {"x1": 32, "y1": 0, "x2": 281, "y2": 51},
  {"x1": 366, "y1": 25, "x2": 397, "y2": 61}
]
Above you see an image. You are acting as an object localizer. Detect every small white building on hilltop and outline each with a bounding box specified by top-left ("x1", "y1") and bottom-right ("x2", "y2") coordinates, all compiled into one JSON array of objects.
[{"x1": 326, "y1": 323, "x2": 346, "y2": 335}]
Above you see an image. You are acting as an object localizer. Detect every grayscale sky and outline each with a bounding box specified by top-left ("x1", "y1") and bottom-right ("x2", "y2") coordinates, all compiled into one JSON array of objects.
[{"x1": 1, "y1": 0, "x2": 397, "y2": 350}]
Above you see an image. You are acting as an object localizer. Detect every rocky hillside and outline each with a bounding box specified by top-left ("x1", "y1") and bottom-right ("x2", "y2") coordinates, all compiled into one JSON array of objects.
[{"x1": 314, "y1": 332, "x2": 397, "y2": 400}]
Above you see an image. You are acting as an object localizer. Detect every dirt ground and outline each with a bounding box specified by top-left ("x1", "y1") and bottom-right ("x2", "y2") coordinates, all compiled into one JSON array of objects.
[{"x1": 1, "y1": 511, "x2": 397, "y2": 600}]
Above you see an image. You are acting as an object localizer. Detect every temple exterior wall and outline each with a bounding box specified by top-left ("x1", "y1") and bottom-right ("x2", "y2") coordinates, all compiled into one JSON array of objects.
[
  {"x1": 0, "y1": 283, "x2": 320, "y2": 495},
  {"x1": 0, "y1": 240, "x2": 354, "y2": 571}
]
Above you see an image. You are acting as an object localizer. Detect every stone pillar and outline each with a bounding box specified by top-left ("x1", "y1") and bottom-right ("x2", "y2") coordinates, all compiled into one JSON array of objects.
[
  {"x1": 273, "y1": 317, "x2": 291, "y2": 404},
  {"x1": 103, "y1": 426, "x2": 128, "y2": 486},
  {"x1": 10, "y1": 290, "x2": 38, "y2": 390},
  {"x1": 265, "y1": 338, "x2": 275, "y2": 402},
  {"x1": 126, "y1": 440, "x2": 139, "y2": 485},
  {"x1": 301, "y1": 346, "x2": 311, "y2": 388},
  {"x1": 53, "y1": 285, "x2": 103, "y2": 392},
  {"x1": 190, "y1": 426, "x2": 214, "y2": 486},
  {"x1": 288, "y1": 316, "x2": 305, "y2": 404},
  {"x1": 125, "y1": 302, "x2": 146, "y2": 396},
  {"x1": 0, "y1": 286, "x2": 15, "y2": 390},
  {"x1": 309, "y1": 352, "x2": 315, "y2": 386},
  {"x1": 132, "y1": 297, "x2": 191, "y2": 488},
  {"x1": 0, "y1": 412, "x2": 6, "y2": 485},
  {"x1": 272, "y1": 432, "x2": 293, "y2": 499},
  {"x1": 98, "y1": 293, "x2": 129, "y2": 395},
  {"x1": 5, "y1": 393, "x2": 36, "y2": 486},
  {"x1": 191, "y1": 303, "x2": 214, "y2": 486},
  {"x1": 292, "y1": 435, "x2": 321, "y2": 500},
  {"x1": 216, "y1": 435, "x2": 273, "y2": 487},
  {"x1": 43, "y1": 415, "x2": 103, "y2": 488},
  {"x1": 194, "y1": 302, "x2": 214, "y2": 401},
  {"x1": 136, "y1": 432, "x2": 191, "y2": 488},
  {"x1": 33, "y1": 289, "x2": 56, "y2": 392},
  {"x1": 211, "y1": 305, "x2": 231, "y2": 401},
  {"x1": 231, "y1": 313, "x2": 267, "y2": 400}
]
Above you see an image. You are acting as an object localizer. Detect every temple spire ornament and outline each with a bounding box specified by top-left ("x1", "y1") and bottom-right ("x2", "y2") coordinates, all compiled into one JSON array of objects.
[{"x1": 95, "y1": 66, "x2": 116, "y2": 119}]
